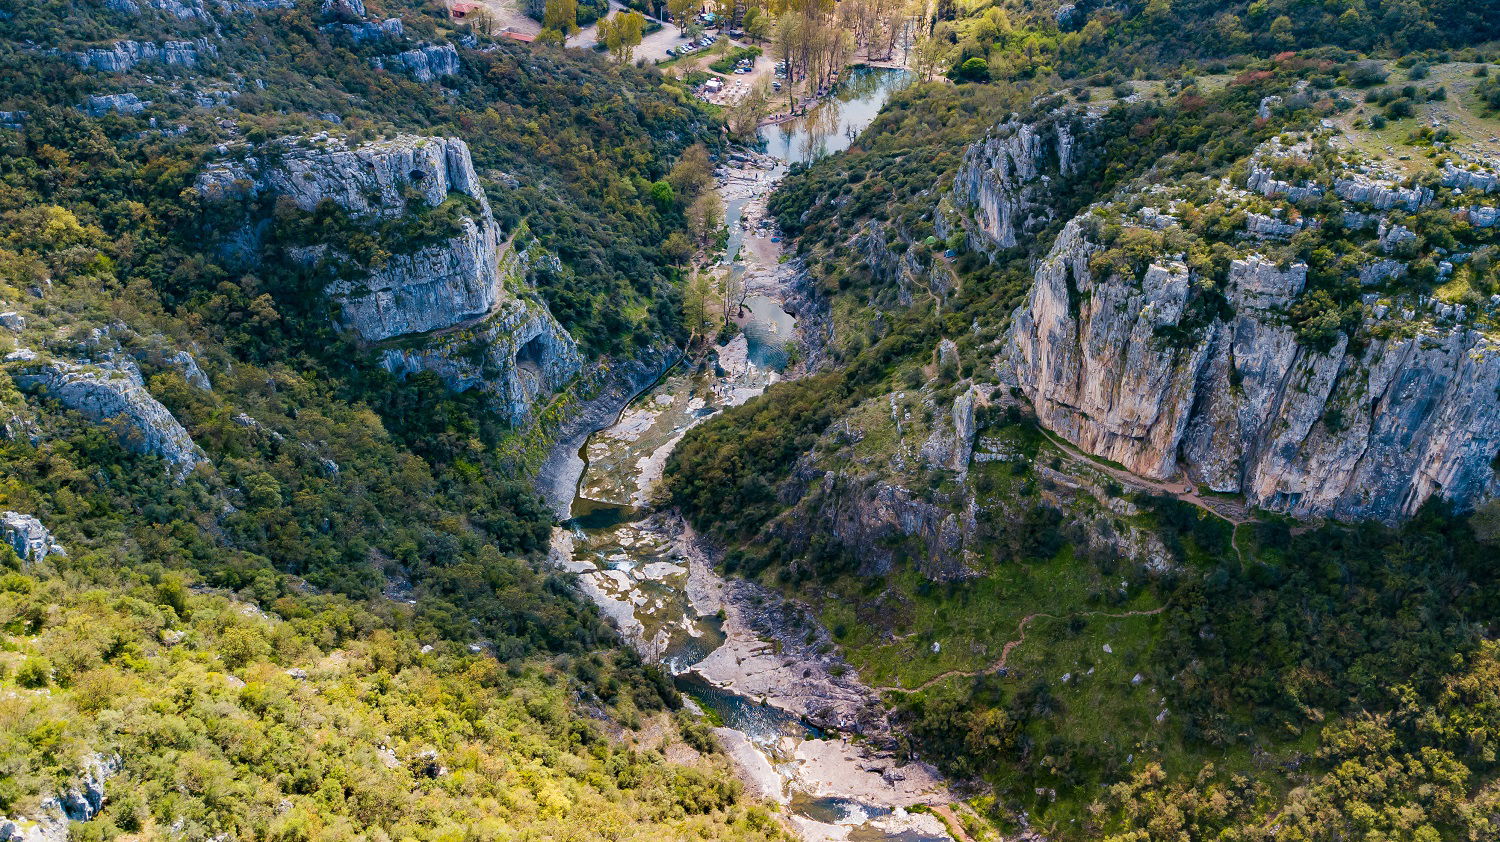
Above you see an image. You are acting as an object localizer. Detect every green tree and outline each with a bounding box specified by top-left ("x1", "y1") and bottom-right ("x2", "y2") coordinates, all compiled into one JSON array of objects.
[
  {"x1": 663, "y1": 231, "x2": 694, "y2": 265},
  {"x1": 650, "y1": 180, "x2": 676, "y2": 209},
  {"x1": 544, "y1": 0, "x2": 579, "y2": 35},
  {"x1": 600, "y1": 11, "x2": 647, "y2": 64},
  {"x1": 687, "y1": 191, "x2": 724, "y2": 244},
  {"x1": 668, "y1": 143, "x2": 714, "y2": 197},
  {"x1": 953, "y1": 56, "x2": 990, "y2": 82},
  {"x1": 15, "y1": 657, "x2": 51, "y2": 688},
  {"x1": 683, "y1": 271, "x2": 712, "y2": 341},
  {"x1": 1268, "y1": 14, "x2": 1294, "y2": 48},
  {"x1": 219, "y1": 627, "x2": 271, "y2": 670},
  {"x1": 668, "y1": 0, "x2": 697, "y2": 25}
]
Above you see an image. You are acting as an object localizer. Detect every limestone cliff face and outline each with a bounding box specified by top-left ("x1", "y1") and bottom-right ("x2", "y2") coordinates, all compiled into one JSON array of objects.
[
  {"x1": 324, "y1": 215, "x2": 501, "y2": 342},
  {"x1": 73, "y1": 38, "x2": 217, "y2": 72},
  {"x1": 950, "y1": 113, "x2": 1092, "y2": 251},
  {"x1": 377, "y1": 247, "x2": 584, "y2": 425},
  {"x1": 999, "y1": 217, "x2": 1500, "y2": 523},
  {"x1": 196, "y1": 134, "x2": 582, "y2": 424},
  {"x1": 373, "y1": 44, "x2": 462, "y2": 82},
  {"x1": 198, "y1": 134, "x2": 486, "y2": 222},
  {"x1": 12, "y1": 358, "x2": 208, "y2": 478}
]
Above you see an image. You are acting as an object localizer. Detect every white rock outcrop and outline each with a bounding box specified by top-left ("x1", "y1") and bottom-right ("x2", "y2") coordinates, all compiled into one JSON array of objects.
[
  {"x1": 198, "y1": 134, "x2": 484, "y2": 220},
  {"x1": 951, "y1": 114, "x2": 1090, "y2": 250},
  {"x1": 1333, "y1": 174, "x2": 1432, "y2": 211},
  {"x1": 373, "y1": 44, "x2": 462, "y2": 82},
  {"x1": 11, "y1": 359, "x2": 207, "y2": 478},
  {"x1": 197, "y1": 135, "x2": 581, "y2": 423},
  {"x1": 326, "y1": 215, "x2": 501, "y2": 341},
  {"x1": 84, "y1": 93, "x2": 149, "y2": 116},
  {"x1": 1, "y1": 754, "x2": 120, "y2": 842},
  {"x1": 73, "y1": 39, "x2": 217, "y2": 73},
  {"x1": 2, "y1": 512, "x2": 65, "y2": 565},
  {"x1": 1441, "y1": 161, "x2": 1499, "y2": 193},
  {"x1": 1246, "y1": 164, "x2": 1323, "y2": 202},
  {"x1": 998, "y1": 217, "x2": 1500, "y2": 523}
]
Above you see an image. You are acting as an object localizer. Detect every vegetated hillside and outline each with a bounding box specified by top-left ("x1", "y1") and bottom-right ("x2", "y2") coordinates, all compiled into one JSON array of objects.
[
  {"x1": 668, "y1": 37, "x2": 1500, "y2": 842},
  {"x1": 0, "y1": 2, "x2": 782, "y2": 840},
  {"x1": 918, "y1": 0, "x2": 1500, "y2": 83}
]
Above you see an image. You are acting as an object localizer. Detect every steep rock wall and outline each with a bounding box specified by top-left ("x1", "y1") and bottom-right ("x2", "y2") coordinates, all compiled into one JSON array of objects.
[
  {"x1": 378, "y1": 249, "x2": 584, "y2": 426},
  {"x1": 196, "y1": 134, "x2": 582, "y2": 424},
  {"x1": 324, "y1": 215, "x2": 501, "y2": 342},
  {"x1": 951, "y1": 113, "x2": 1092, "y2": 251},
  {"x1": 197, "y1": 134, "x2": 486, "y2": 221},
  {"x1": 999, "y1": 216, "x2": 1500, "y2": 523},
  {"x1": 73, "y1": 38, "x2": 217, "y2": 72}
]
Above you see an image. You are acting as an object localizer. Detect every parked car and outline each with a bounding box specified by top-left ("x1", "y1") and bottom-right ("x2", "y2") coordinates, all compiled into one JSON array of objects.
[{"x1": 665, "y1": 47, "x2": 676, "y2": 56}]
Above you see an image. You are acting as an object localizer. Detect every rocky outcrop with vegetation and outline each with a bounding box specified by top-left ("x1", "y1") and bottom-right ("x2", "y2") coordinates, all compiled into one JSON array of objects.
[
  {"x1": 11, "y1": 358, "x2": 207, "y2": 478},
  {"x1": 985, "y1": 118, "x2": 1500, "y2": 522},
  {"x1": 999, "y1": 214, "x2": 1500, "y2": 522},
  {"x1": 950, "y1": 111, "x2": 1094, "y2": 251},
  {"x1": 197, "y1": 134, "x2": 582, "y2": 424}
]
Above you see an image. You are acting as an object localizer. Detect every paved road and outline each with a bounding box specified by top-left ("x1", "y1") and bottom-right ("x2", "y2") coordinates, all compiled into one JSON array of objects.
[{"x1": 567, "y1": 1, "x2": 690, "y2": 62}]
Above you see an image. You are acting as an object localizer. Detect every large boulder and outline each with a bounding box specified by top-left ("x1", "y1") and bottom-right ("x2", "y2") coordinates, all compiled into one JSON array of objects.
[{"x1": 2, "y1": 512, "x2": 65, "y2": 565}]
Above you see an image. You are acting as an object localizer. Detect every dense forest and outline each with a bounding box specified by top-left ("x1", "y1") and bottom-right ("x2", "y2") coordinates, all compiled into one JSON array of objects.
[
  {"x1": 0, "y1": 1, "x2": 791, "y2": 839},
  {"x1": 3, "y1": 0, "x2": 1500, "y2": 839}
]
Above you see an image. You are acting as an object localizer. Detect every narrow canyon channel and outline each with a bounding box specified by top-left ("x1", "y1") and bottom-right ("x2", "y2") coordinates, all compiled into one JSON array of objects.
[{"x1": 546, "y1": 70, "x2": 958, "y2": 842}]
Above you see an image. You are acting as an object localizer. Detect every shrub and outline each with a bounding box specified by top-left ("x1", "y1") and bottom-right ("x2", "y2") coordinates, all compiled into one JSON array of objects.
[
  {"x1": 15, "y1": 656, "x2": 51, "y2": 688},
  {"x1": 954, "y1": 57, "x2": 991, "y2": 82},
  {"x1": 1347, "y1": 60, "x2": 1389, "y2": 87}
]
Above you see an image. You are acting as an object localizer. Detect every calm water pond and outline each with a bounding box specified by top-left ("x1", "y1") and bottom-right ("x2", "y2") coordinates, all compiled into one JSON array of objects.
[{"x1": 759, "y1": 67, "x2": 915, "y2": 164}]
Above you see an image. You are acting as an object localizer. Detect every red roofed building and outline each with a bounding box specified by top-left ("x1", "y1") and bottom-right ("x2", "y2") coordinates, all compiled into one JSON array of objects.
[
  {"x1": 449, "y1": 1, "x2": 481, "y2": 18},
  {"x1": 502, "y1": 30, "x2": 536, "y2": 42}
]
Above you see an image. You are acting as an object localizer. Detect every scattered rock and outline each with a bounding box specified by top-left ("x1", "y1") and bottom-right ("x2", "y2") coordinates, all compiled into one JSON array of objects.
[
  {"x1": 84, "y1": 93, "x2": 150, "y2": 116},
  {"x1": 2, "y1": 511, "x2": 66, "y2": 565}
]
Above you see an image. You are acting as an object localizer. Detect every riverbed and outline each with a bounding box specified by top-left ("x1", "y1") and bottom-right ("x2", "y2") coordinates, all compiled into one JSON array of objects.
[{"x1": 546, "y1": 69, "x2": 953, "y2": 842}]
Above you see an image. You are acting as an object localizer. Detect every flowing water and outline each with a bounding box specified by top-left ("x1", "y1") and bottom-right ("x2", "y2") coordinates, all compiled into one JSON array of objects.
[{"x1": 552, "y1": 68, "x2": 951, "y2": 842}]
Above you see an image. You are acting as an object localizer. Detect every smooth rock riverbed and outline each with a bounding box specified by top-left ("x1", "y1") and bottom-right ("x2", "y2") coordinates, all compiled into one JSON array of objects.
[{"x1": 544, "y1": 139, "x2": 957, "y2": 841}]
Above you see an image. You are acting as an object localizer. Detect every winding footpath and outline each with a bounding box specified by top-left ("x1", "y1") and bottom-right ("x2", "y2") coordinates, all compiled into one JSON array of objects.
[{"x1": 875, "y1": 606, "x2": 1169, "y2": 695}]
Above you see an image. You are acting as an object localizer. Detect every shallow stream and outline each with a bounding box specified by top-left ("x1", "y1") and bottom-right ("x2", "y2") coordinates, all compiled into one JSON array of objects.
[{"x1": 552, "y1": 68, "x2": 950, "y2": 842}]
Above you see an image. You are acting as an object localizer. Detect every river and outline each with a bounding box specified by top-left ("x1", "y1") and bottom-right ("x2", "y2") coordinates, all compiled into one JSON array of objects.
[{"x1": 549, "y1": 68, "x2": 953, "y2": 842}]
